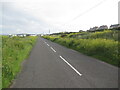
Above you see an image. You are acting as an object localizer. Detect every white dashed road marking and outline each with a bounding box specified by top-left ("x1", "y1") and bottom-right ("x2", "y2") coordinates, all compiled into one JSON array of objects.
[
  {"x1": 50, "y1": 47, "x2": 56, "y2": 52},
  {"x1": 47, "y1": 44, "x2": 50, "y2": 46},
  {"x1": 59, "y1": 55, "x2": 82, "y2": 76},
  {"x1": 44, "y1": 40, "x2": 82, "y2": 76}
]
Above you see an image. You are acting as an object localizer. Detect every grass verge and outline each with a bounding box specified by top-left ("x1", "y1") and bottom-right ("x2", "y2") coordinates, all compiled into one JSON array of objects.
[{"x1": 2, "y1": 36, "x2": 37, "y2": 88}]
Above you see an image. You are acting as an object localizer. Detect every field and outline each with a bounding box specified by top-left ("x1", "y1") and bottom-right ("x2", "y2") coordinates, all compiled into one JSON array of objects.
[
  {"x1": 43, "y1": 30, "x2": 119, "y2": 67},
  {"x1": 2, "y1": 36, "x2": 37, "y2": 88}
]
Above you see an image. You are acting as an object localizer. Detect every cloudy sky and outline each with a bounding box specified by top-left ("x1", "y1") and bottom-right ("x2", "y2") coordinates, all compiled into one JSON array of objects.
[{"x1": 0, "y1": 0, "x2": 119, "y2": 34}]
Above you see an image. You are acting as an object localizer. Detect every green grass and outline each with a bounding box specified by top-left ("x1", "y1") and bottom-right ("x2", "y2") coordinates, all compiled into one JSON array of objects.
[
  {"x1": 53, "y1": 30, "x2": 118, "y2": 41},
  {"x1": 2, "y1": 36, "x2": 37, "y2": 88},
  {"x1": 78, "y1": 30, "x2": 118, "y2": 41},
  {"x1": 43, "y1": 30, "x2": 119, "y2": 67}
]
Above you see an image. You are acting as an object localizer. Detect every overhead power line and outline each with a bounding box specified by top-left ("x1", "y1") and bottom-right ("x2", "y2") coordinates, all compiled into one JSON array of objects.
[{"x1": 70, "y1": 0, "x2": 107, "y2": 22}]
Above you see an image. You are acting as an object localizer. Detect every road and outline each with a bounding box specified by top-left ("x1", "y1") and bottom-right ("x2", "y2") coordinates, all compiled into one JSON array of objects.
[{"x1": 11, "y1": 37, "x2": 118, "y2": 88}]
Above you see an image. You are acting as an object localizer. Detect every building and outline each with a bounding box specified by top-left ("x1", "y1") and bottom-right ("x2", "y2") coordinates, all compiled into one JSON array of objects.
[
  {"x1": 88, "y1": 26, "x2": 98, "y2": 32},
  {"x1": 17, "y1": 34, "x2": 26, "y2": 37},
  {"x1": 29, "y1": 34, "x2": 37, "y2": 36},
  {"x1": 97, "y1": 25, "x2": 108, "y2": 30},
  {"x1": 109, "y1": 24, "x2": 120, "y2": 29}
]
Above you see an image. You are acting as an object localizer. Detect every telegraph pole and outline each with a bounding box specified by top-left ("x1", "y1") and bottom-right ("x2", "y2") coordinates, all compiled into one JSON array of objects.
[{"x1": 49, "y1": 29, "x2": 50, "y2": 35}]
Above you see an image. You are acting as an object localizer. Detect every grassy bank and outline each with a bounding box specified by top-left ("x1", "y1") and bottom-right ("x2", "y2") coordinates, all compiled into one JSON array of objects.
[
  {"x1": 43, "y1": 30, "x2": 119, "y2": 67},
  {"x1": 2, "y1": 36, "x2": 37, "y2": 88}
]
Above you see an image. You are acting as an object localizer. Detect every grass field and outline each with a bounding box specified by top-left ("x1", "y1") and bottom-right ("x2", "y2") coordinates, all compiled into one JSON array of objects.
[
  {"x1": 2, "y1": 36, "x2": 37, "y2": 88},
  {"x1": 43, "y1": 30, "x2": 119, "y2": 67}
]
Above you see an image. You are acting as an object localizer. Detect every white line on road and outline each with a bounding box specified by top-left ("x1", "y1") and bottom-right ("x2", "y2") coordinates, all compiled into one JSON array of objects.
[
  {"x1": 50, "y1": 47, "x2": 56, "y2": 52},
  {"x1": 47, "y1": 44, "x2": 50, "y2": 46},
  {"x1": 59, "y1": 56, "x2": 82, "y2": 76}
]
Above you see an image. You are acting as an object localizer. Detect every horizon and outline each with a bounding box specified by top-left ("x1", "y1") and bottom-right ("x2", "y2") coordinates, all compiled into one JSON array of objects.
[{"x1": 1, "y1": 24, "x2": 119, "y2": 35}]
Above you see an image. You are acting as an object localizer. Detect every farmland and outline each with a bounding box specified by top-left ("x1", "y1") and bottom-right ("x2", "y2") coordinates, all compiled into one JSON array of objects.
[
  {"x1": 2, "y1": 36, "x2": 37, "y2": 88},
  {"x1": 42, "y1": 30, "x2": 119, "y2": 67}
]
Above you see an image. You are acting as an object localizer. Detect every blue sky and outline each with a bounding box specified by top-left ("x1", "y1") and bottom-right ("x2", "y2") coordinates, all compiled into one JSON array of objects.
[{"x1": 0, "y1": 0, "x2": 119, "y2": 34}]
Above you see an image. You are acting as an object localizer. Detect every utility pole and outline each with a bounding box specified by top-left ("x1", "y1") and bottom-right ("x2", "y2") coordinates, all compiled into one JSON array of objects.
[{"x1": 49, "y1": 29, "x2": 50, "y2": 35}]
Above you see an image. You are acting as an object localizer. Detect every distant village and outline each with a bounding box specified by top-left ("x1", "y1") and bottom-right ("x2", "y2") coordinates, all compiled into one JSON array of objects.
[
  {"x1": 8, "y1": 34, "x2": 39, "y2": 37},
  {"x1": 7, "y1": 24, "x2": 120, "y2": 37},
  {"x1": 87, "y1": 24, "x2": 120, "y2": 32},
  {"x1": 51, "y1": 24, "x2": 120, "y2": 36}
]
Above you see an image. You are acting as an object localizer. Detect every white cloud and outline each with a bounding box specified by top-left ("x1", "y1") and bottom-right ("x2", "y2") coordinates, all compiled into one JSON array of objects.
[{"x1": 1, "y1": 2, "x2": 51, "y2": 34}]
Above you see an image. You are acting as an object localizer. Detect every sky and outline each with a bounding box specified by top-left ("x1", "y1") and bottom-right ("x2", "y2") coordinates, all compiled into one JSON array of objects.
[{"x1": 0, "y1": 0, "x2": 119, "y2": 34}]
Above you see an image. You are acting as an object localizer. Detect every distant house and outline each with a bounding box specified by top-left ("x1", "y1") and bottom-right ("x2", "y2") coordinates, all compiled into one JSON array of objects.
[
  {"x1": 109, "y1": 24, "x2": 120, "y2": 29},
  {"x1": 8, "y1": 34, "x2": 17, "y2": 37},
  {"x1": 26, "y1": 34, "x2": 37, "y2": 36},
  {"x1": 12, "y1": 34, "x2": 17, "y2": 37},
  {"x1": 8, "y1": 34, "x2": 38, "y2": 37},
  {"x1": 97, "y1": 25, "x2": 108, "y2": 30},
  {"x1": 93, "y1": 26, "x2": 99, "y2": 31},
  {"x1": 88, "y1": 28, "x2": 93, "y2": 32},
  {"x1": 29, "y1": 34, "x2": 37, "y2": 36},
  {"x1": 88, "y1": 26, "x2": 98, "y2": 32},
  {"x1": 17, "y1": 34, "x2": 26, "y2": 37}
]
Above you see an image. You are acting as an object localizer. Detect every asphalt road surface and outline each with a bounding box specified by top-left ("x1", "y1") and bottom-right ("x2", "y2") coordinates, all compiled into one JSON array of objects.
[{"x1": 11, "y1": 37, "x2": 118, "y2": 88}]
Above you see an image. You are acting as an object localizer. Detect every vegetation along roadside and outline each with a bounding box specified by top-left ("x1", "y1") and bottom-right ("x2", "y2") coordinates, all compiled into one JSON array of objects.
[
  {"x1": 2, "y1": 36, "x2": 38, "y2": 88},
  {"x1": 42, "y1": 30, "x2": 119, "y2": 67}
]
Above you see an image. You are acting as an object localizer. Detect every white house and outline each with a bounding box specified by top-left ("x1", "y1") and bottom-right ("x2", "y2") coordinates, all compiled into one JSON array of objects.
[
  {"x1": 98, "y1": 25, "x2": 108, "y2": 30},
  {"x1": 88, "y1": 26, "x2": 98, "y2": 32},
  {"x1": 109, "y1": 24, "x2": 120, "y2": 29}
]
